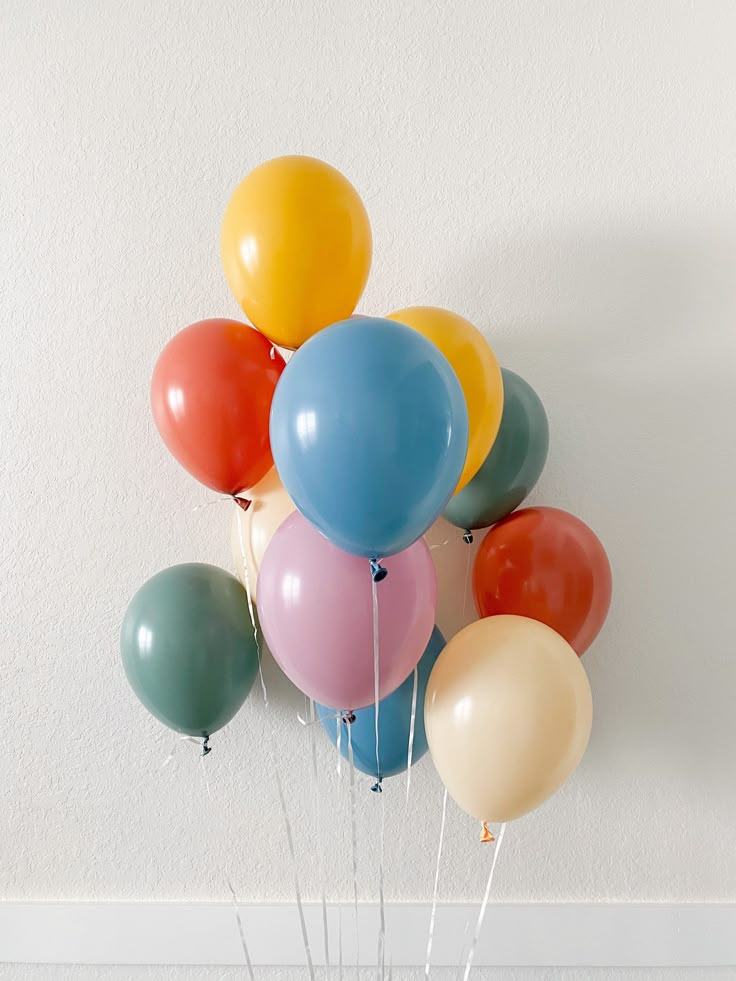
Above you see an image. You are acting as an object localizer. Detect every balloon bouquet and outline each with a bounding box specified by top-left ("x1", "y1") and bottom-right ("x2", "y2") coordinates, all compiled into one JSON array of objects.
[{"x1": 122, "y1": 155, "x2": 612, "y2": 837}]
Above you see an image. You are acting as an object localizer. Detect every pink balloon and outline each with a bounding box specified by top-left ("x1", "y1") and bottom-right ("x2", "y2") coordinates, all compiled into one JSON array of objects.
[{"x1": 258, "y1": 512, "x2": 437, "y2": 709}]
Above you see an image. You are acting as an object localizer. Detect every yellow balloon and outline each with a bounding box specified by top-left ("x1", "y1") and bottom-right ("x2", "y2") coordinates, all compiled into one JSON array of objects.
[
  {"x1": 387, "y1": 307, "x2": 503, "y2": 492},
  {"x1": 222, "y1": 156, "x2": 372, "y2": 349},
  {"x1": 425, "y1": 615, "x2": 592, "y2": 823},
  {"x1": 230, "y1": 468, "x2": 296, "y2": 601}
]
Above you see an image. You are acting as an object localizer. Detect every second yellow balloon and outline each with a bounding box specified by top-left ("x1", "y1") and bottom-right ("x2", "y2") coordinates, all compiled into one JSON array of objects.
[{"x1": 387, "y1": 307, "x2": 503, "y2": 492}]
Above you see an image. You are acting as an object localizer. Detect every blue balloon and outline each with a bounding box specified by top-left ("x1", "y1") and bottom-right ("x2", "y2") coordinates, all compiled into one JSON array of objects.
[
  {"x1": 316, "y1": 626, "x2": 446, "y2": 780},
  {"x1": 270, "y1": 318, "x2": 468, "y2": 558}
]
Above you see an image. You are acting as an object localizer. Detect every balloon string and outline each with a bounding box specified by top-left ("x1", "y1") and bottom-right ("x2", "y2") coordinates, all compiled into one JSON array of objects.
[
  {"x1": 308, "y1": 697, "x2": 331, "y2": 966},
  {"x1": 235, "y1": 504, "x2": 316, "y2": 981},
  {"x1": 159, "y1": 734, "x2": 201, "y2": 770},
  {"x1": 199, "y1": 754, "x2": 256, "y2": 981},
  {"x1": 372, "y1": 576, "x2": 385, "y2": 980},
  {"x1": 336, "y1": 713, "x2": 342, "y2": 777},
  {"x1": 372, "y1": 576, "x2": 382, "y2": 792},
  {"x1": 424, "y1": 788, "x2": 448, "y2": 980},
  {"x1": 460, "y1": 823, "x2": 507, "y2": 981},
  {"x1": 461, "y1": 546, "x2": 472, "y2": 625},
  {"x1": 405, "y1": 666, "x2": 419, "y2": 805},
  {"x1": 346, "y1": 720, "x2": 360, "y2": 977},
  {"x1": 377, "y1": 788, "x2": 386, "y2": 981}
]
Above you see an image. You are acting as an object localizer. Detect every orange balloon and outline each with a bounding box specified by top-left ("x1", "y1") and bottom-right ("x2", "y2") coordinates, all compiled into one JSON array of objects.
[
  {"x1": 473, "y1": 507, "x2": 612, "y2": 655},
  {"x1": 151, "y1": 319, "x2": 285, "y2": 495},
  {"x1": 221, "y1": 156, "x2": 372, "y2": 349}
]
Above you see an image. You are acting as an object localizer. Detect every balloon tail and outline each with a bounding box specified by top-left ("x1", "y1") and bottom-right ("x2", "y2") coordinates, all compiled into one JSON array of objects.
[
  {"x1": 462, "y1": 529, "x2": 474, "y2": 545},
  {"x1": 479, "y1": 822, "x2": 495, "y2": 843},
  {"x1": 424, "y1": 788, "x2": 449, "y2": 979},
  {"x1": 370, "y1": 558, "x2": 388, "y2": 583},
  {"x1": 236, "y1": 503, "x2": 315, "y2": 980},
  {"x1": 371, "y1": 779, "x2": 383, "y2": 794},
  {"x1": 201, "y1": 734, "x2": 211, "y2": 757},
  {"x1": 232, "y1": 495, "x2": 252, "y2": 513},
  {"x1": 461, "y1": 823, "x2": 507, "y2": 981},
  {"x1": 342, "y1": 711, "x2": 356, "y2": 725},
  {"x1": 199, "y1": 754, "x2": 256, "y2": 981}
]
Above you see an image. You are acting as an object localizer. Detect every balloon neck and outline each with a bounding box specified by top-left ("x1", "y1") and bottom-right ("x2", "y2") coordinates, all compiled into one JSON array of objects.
[
  {"x1": 341, "y1": 711, "x2": 356, "y2": 725},
  {"x1": 480, "y1": 822, "x2": 495, "y2": 843},
  {"x1": 371, "y1": 778, "x2": 383, "y2": 794},
  {"x1": 232, "y1": 496, "x2": 252, "y2": 513},
  {"x1": 201, "y1": 734, "x2": 212, "y2": 757},
  {"x1": 369, "y1": 558, "x2": 388, "y2": 583},
  {"x1": 463, "y1": 529, "x2": 474, "y2": 545}
]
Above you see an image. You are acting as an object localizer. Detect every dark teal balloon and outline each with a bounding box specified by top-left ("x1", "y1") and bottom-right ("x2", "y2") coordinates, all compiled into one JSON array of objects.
[
  {"x1": 316, "y1": 626, "x2": 445, "y2": 780},
  {"x1": 444, "y1": 368, "x2": 549, "y2": 532},
  {"x1": 270, "y1": 318, "x2": 468, "y2": 559},
  {"x1": 121, "y1": 563, "x2": 259, "y2": 737}
]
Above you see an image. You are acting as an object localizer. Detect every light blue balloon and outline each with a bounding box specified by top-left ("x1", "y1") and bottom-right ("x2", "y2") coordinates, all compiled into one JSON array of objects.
[
  {"x1": 270, "y1": 318, "x2": 468, "y2": 559},
  {"x1": 316, "y1": 626, "x2": 446, "y2": 781}
]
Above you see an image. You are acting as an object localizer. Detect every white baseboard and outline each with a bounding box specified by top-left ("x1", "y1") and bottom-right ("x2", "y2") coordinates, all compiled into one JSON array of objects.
[{"x1": 1, "y1": 902, "x2": 734, "y2": 967}]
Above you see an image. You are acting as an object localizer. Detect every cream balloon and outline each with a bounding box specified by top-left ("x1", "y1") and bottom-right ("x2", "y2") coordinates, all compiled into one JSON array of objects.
[
  {"x1": 425, "y1": 615, "x2": 592, "y2": 823},
  {"x1": 230, "y1": 468, "x2": 296, "y2": 600}
]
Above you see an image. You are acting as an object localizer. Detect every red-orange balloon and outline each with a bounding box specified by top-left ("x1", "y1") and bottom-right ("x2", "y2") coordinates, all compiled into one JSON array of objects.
[
  {"x1": 473, "y1": 507, "x2": 612, "y2": 655},
  {"x1": 151, "y1": 319, "x2": 285, "y2": 495}
]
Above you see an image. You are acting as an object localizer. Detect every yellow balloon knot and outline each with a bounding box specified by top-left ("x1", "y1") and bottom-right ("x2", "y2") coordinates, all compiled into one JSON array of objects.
[{"x1": 480, "y1": 822, "x2": 495, "y2": 843}]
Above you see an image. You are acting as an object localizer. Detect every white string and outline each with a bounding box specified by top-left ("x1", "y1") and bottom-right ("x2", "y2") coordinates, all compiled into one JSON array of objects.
[
  {"x1": 199, "y1": 755, "x2": 256, "y2": 981},
  {"x1": 405, "y1": 666, "x2": 419, "y2": 804},
  {"x1": 372, "y1": 576, "x2": 381, "y2": 789},
  {"x1": 336, "y1": 713, "x2": 342, "y2": 776},
  {"x1": 460, "y1": 823, "x2": 507, "y2": 981},
  {"x1": 424, "y1": 788, "x2": 448, "y2": 979},
  {"x1": 377, "y1": 789, "x2": 386, "y2": 981},
  {"x1": 371, "y1": 576, "x2": 386, "y2": 979},
  {"x1": 235, "y1": 504, "x2": 316, "y2": 981},
  {"x1": 308, "y1": 697, "x2": 330, "y2": 967},
  {"x1": 461, "y1": 546, "x2": 472, "y2": 626},
  {"x1": 346, "y1": 721, "x2": 360, "y2": 978}
]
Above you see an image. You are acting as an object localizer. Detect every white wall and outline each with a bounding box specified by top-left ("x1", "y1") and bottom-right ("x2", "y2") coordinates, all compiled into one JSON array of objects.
[{"x1": 3, "y1": 0, "x2": 736, "y2": 976}]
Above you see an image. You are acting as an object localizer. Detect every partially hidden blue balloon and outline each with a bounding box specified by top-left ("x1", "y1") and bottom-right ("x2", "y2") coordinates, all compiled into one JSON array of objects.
[
  {"x1": 316, "y1": 626, "x2": 446, "y2": 780},
  {"x1": 270, "y1": 318, "x2": 469, "y2": 559}
]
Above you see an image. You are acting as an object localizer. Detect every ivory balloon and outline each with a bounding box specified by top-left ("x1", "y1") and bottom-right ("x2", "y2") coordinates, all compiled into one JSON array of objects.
[
  {"x1": 230, "y1": 469, "x2": 295, "y2": 600},
  {"x1": 425, "y1": 615, "x2": 592, "y2": 823}
]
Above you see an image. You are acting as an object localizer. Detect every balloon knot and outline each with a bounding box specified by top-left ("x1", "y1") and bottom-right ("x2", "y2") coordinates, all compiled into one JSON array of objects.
[
  {"x1": 463, "y1": 529, "x2": 474, "y2": 545},
  {"x1": 233, "y1": 496, "x2": 252, "y2": 513},
  {"x1": 369, "y1": 558, "x2": 388, "y2": 583},
  {"x1": 480, "y1": 821, "x2": 495, "y2": 843},
  {"x1": 371, "y1": 779, "x2": 383, "y2": 794},
  {"x1": 341, "y1": 711, "x2": 356, "y2": 725},
  {"x1": 201, "y1": 735, "x2": 211, "y2": 757}
]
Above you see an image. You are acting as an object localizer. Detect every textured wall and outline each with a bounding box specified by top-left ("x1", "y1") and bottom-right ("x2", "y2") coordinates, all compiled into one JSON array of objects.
[{"x1": 3, "y1": 1, "x2": 736, "y2": 976}]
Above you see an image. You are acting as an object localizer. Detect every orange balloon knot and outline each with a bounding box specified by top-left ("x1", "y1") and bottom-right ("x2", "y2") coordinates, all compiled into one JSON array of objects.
[
  {"x1": 201, "y1": 735, "x2": 212, "y2": 757},
  {"x1": 463, "y1": 529, "x2": 474, "y2": 545},
  {"x1": 233, "y1": 496, "x2": 252, "y2": 513},
  {"x1": 370, "y1": 558, "x2": 388, "y2": 583},
  {"x1": 371, "y1": 778, "x2": 383, "y2": 794},
  {"x1": 480, "y1": 822, "x2": 495, "y2": 843},
  {"x1": 341, "y1": 711, "x2": 356, "y2": 725}
]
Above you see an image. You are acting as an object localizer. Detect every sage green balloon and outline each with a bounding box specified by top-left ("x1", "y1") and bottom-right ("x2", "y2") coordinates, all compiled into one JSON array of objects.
[
  {"x1": 444, "y1": 368, "x2": 549, "y2": 532},
  {"x1": 121, "y1": 563, "x2": 259, "y2": 737}
]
